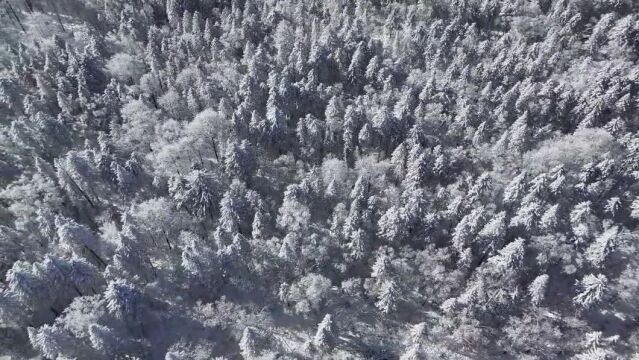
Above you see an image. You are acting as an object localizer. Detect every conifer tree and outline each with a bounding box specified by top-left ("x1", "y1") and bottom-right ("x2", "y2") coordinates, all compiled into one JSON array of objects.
[
  {"x1": 376, "y1": 279, "x2": 399, "y2": 314},
  {"x1": 314, "y1": 314, "x2": 337, "y2": 350}
]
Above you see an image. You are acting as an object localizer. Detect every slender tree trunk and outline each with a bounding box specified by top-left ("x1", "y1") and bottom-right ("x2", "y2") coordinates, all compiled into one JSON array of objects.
[
  {"x1": 162, "y1": 229, "x2": 172, "y2": 250},
  {"x1": 62, "y1": 170, "x2": 97, "y2": 209},
  {"x1": 5, "y1": 2, "x2": 26, "y2": 33},
  {"x1": 72, "y1": 284, "x2": 83, "y2": 296},
  {"x1": 211, "y1": 138, "x2": 220, "y2": 162},
  {"x1": 87, "y1": 184, "x2": 102, "y2": 208},
  {"x1": 197, "y1": 150, "x2": 204, "y2": 168},
  {"x1": 151, "y1": 94, "x2": 158, "y2": 108},
  {"x1": 85, "y1": 245, "x2": 107, "y2": 267},
  {"x1": 47, "y1": 0, "x2": 65, "y2": 32}
]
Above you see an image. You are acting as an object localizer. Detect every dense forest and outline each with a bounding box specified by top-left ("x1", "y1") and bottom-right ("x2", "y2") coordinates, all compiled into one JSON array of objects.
[{"x1": 1, "y1": 0, "x2": 639, "y2": 358}]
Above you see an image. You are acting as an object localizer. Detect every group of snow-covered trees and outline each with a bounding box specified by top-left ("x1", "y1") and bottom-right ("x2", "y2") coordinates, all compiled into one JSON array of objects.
[{"x1": 1, "y1": 0, "x2": 639, "y2": 358}]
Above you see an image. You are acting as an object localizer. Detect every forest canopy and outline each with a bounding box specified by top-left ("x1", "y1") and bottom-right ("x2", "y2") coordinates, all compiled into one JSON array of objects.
[{"x1": 1, "y1": 0, "x2": 639, "y2": 359}]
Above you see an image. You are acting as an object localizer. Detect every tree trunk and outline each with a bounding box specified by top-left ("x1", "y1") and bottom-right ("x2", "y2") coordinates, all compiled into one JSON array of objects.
[
  {"x1": 72, "y1": 284, "x2": 83, "y2": 296},
  {"x1": 5, "y1": 3, "x2": 26, "y2": 33},
  {"x1": 163, "y1": 229, "x2": 172, "y2": 250},
  {"x1": 62, "y1": 170, "x2": 97, "y2": 209},
  {"x1": 151, "y1": 94, "x2": 158, "y2": 108},
  {"x1": 85, "y1": 245, "x2": 107, "y2": 267},
  {"x1": 47, "y1": 0, "x2": 65, "y2": 32},
  {"x1": 211, "y1": 138, "x2": 220, "y2": 162}
]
